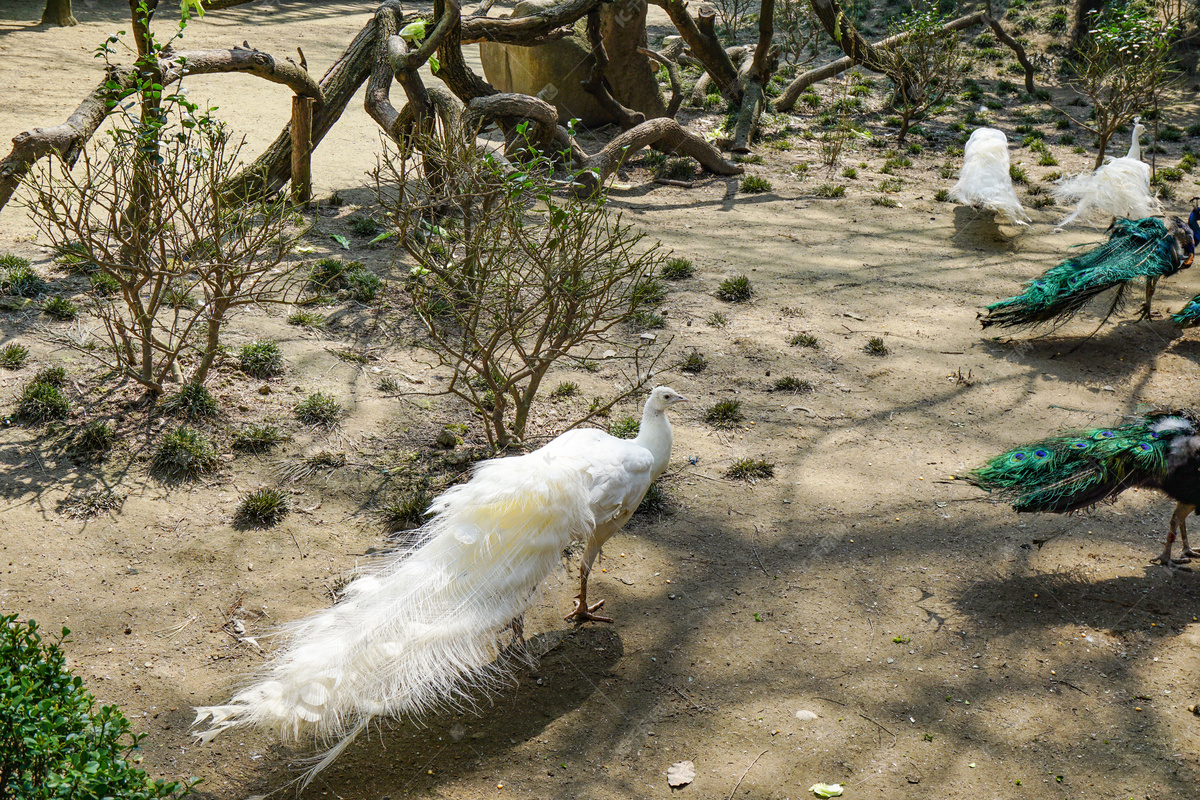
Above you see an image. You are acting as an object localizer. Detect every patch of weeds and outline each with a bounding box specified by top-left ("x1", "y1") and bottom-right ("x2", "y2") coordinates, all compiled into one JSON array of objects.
[
  {"x1": 550, "y1": 381, "x2": 579, "y2": 399},
  {"x1": 1037, "y1": 151, "x2": 1059, "y2": 166},
  {"x1": 842, "y1": 167, "x2": 858, "y2": 179},
  {"x1": 1009, "y1": 165, "x2": 1028, "y2": 184},
  {"x1": 773, "y1": 376, "x2": 814, "y2": 393},
  {"x1": 1029, "y1": 196, "x2": 1055, "y2": 209},
  {"x1": 237, "y1": 488, "x2": 290, "y2": 527},
  {"x1": 716, "y1": 275, "x2": 753, "y2": 302},
  {"x1": 733, "y1": 153, "x2": 764, "y2": 164},
  {"x1": 71, "y1": 420, "x2": 116, "y2": 458},
  {"x1": 41, "y1": 295, "x2": 78, "y2": 320},
  {"x1": 382, "y1": 489, "x2": 431, "y2": 532},
  {"x1": 89, "y1": 272, "x2": 120, "y2": 296},
  {"x1": 308, "y1": 258, "x2": 382, "y2": 302},
  {"x1": 1180, "y1": 153, "x2": 1197, "y2": 172},
  {"x1": 295, "y1": 391, "x2": 342, "y2": 427},
  {"x1": 800, "y1": 91, "x2": 821, "y2": 108},
  {"x1": 587, "y1": 396, "x2": 610, "y2": 417},
  {"x1": 18, "y1": 380, "x2": 69, "y2": 423},
  {"x1": 703, "y1": 398, "x2": 743, "y2": 429},
  {"x1": 789, "y1": 332, "x2": 820, "y2": 348},
  {"x1": 708, "y1": 311, "x2": 728, "y2": 327},
  {"x1": 681, "y1": 350, "x2": 708, "y2": 373},
  {"x1": 287, "y1": 309, "x2": 326, "y2": 329},
  {"x1": 1043, "y1": 170, "x2": 1063, "y2": 181},
  {"x1": 813, "y1": 184, "x2": 846, "y2": 198},
  {"x1": 1156, "y1": 167, "x2": 1184, "y2": 183},
  {"x1": 0, "y1": 261, "x2": 49, "y2": 297},
  {"x1": 863, "y1": 336, "x2": 890, "y2": 356},
  {"x1": 656, "y1": 158, "x2": 697, "y2": 181},
  {"x1": 634, "y1": 480, "x2": 674, "y2": 517},
  {"x1": 879, "y1": 178, "x2": 903, "y2": 193},
  {"x1": 160, "y1": 382, "x2": 219, "y2": 419},
  {"x1": 232, "y1": 424, "x2": 288, "y2": 452},
  {"x1": 726, "y1": 457, "x2": 775, "y2": 480},
  {"x1": 60, "y1": 489, "x2": 123, "y2": 518},
  {"x1": 152, "y1": 425, "x2": 219, "y2": 478},
  {"x1": 164, "y1": 287, "x2": 198, "y2": 310},
  {"x1": 608, "y1": 416, "x2": 640, "y2": 439},
  {"x1": 939, "y1": 167, "x2": 955, "y2": 180},
  {"x1": 631, "y1": 276, "x2": 667, "y2": 308},
  {"x1": 238, "y1": 339, "x2": 284, "y2": 378},
  {"x1": 662, "y1": 257, "x2": 694, "y2": 280},
  {"x1": 348, "y1": 216, "x2": 382, "y2": 236},
  {"x1": 740, "y1": 175, "x2": 772, "y2": 194},
  {"x1": 907, "y1": 143, "x2": 923, "y2": 155},
  {"x1": 934, "y1": 189, "x2": 951, "y2": 202},
  {"x1": 378, "y1": 377, "x2": 402, "y2": 393},
  {"x1": 872, "y1": 196, "x2": 899, "y2": 207},
  {"x1": 1057, "y1": 134, "x2": 1074, "y2": 145},
  {"x1": 792, "y1": 163, "x2": 810, "y2": 179},
  {"x1": 1, "y1": 342, "x2": 29, "y2": 369},
  {"x1": 327, "y1": 191, "x2": 345, "y2": 207},
  {"x1": 631, "y1": 310, "x2": 666, "y2": 329}
]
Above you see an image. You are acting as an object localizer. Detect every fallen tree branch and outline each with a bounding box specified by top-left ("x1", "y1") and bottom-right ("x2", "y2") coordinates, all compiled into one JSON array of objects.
[{"x1": 460, "y1": 0, "x2": 607, "y2": 45}]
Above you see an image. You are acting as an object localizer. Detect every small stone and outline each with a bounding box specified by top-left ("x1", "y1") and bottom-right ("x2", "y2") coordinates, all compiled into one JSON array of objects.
[{"x1": 435, "y1": 428, "x2": 457, "y2": 448}]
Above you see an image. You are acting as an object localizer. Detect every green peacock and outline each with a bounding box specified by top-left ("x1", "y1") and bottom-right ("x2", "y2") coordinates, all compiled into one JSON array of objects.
[
  {"x1": 979, "y1": 208, "x2": 1200, "y2": 332},
  {"x1": 961, "y1": 411, "x2": 1200, "y2": 567}
]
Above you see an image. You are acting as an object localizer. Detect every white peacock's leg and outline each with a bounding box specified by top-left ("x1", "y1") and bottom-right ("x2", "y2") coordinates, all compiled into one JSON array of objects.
[{"x1": 566, "y1": 538, "x2": 612, "y2": 624}]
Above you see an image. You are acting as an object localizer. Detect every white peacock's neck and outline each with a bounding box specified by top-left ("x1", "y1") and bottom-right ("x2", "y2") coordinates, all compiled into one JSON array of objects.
[
  {"x1": 1128, "y1": 124, "x2": 1144, "y2": 160},
  {"x1": 635, "y1": 403, "x2": 674, "y2": 479}
]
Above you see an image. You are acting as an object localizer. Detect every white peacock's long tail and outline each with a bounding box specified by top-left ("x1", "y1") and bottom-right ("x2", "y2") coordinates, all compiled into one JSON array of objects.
[
  {"x1": 1053, "y1": 158, "x2": 1160, "y2": 228},
  {"x1": 950, "y1": 128, "x2": 1030, "y2": 226},
  {"x1": 193, "y1": 449, "x2": 596, "y2": 781}
]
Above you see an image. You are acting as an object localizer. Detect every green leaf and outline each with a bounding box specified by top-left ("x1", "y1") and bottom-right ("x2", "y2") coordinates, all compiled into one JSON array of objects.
[
  {"x1": 399, "y1": 20, "x2": 427, "y2": 43},
  {"x1": 810, "y1": 783, "x2": 844, "y2": 798},
  {"x1": 368, "y1": 231, "x2": 395, "y2": 244},
  {"x1": 428, "y1": 54, "x2": 440, "y2": 74},
  {"x1": 330, "y1": 234, "x2": 350, "y2": 250}
]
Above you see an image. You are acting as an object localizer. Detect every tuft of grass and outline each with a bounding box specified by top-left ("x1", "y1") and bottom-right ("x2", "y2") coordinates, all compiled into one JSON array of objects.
[
  {"x1": 60, "y1": 489, "x2": 123, "y2": 518},
  {"x1": 872, "y1": 196, "x2": 899, "y2": 207},
  {"x1": 634, "y1": 480, "x2": 674, "y2": 517},
  {"x1": 152, "y1": 425, "x2": 219, "y2": 478},
  {"x1": 0, "y1": 253, "x2": 30, "y2": 270},
  {"x1": 726, "y1": 457, "x2": 775, "y2": 481},
  {"x1": 1037, "y1": 151, "x2": 1059, "y2": 166},
  {"x1": 160, "y1": 382, "x2": 219, "y2": 419},
  {"x1": 631, "y1": 311, "x2": 665, "y2": 329},
  {"x1": 89, "y1": 272, "x2": 119, "y2": 296},
  {"x1": 348, "y1": 216, "x2": 381, "y2": 236},
  {"x1": 378, "y1": 376, "x2": 402, "y2": 393},
  {"x1": 18, "y1": 380, "x2": 69, "y2": 424},
  {"x1": 34, "y1": 366, "x2": 66, "y2": 386},
  {"x1": 295, "y1": 391, "x2": 342, "y2": 427},
  {"x1": 232, "y1": 424, "x2": 288, "y2": 452},
  {"x1": 287, "y1": 308, "x2": 326, "y2": 329},
  {"x1": 631, "y1": 277, "x2": 667, "y2": 309},
  {"x1": 41, "y1": 295, "x2": 78, "y2": 321},
  {"x1": 789, "y1": 332, "x2": 820, "y2": 348},
  {"x1": 656, "y1": 158, "x2": 697, "y2": 181},
  {"x1": 1029, "y1": 195, "x2": 1055, "y2": 209},
  {"x1": 716, "y1": 275, "x2": 753, "y2": 302},
  {"x1": 382, "y1": 489, "x2": 431, "y2": 533},
  {"x1": 703, "y1": 398, "x2": 743, "y2": 429},
  {"x1": 1009, "y1": 165, "x2": 1028, "y2": 184},
  {"x1": 237, "y1": 488, "x2": 290, "y2": 527},
  {"x1": 773, "y1": 376, "x2": 814, "y2": 393},
  {"x1": 662, "y1": 257, "x2": 694, "y2": 280},
  {"x1": 164, "y1": 287, "x2": 198, "y2": 310},
  {"x1": 327, "y1": 191, "x2": 345, "y2": 207},
  {"x1": 740, "y1": 175, "x2": 772, "y2": 194},
  {"x1": 681, "y1": 350, "x2": 708, "y2": 373},
  {"x1": 239, "y1": 340, "x2": 284, "y2": 379},
  {"x1": 841, "y1": 167, "x2": 858, "y2": 179},
  {"x1": 308, "y1": 258, "x2": 382, "y2": 302},
  {"x1": 863, "y1": 336, "x2": 891, "y2": 356},
  {"x1": 707, "y1": 311, "x2": 728, "y2": 328},
  {"x1": 550, "y1": 381, "x2": 579, "y2": 399},
  {"x1": 813, "y1": 184, "x2": 846, "y2": 198},
  {"x1": 587, "y1": 396, "x2": 610, "y2": 417},
  {"x1": 0, "y1": 260, "x2": 49, "y2": 298},
  {"x1": 71, "y1": 420, "x2": 116, "y2": 458},
  {"x1": 733, "y1": 153, "x2": 764, "y2": 164},
  {"x1": 1, "y1": 342, "x2": 29, "y2": 369},
  {"x1": 934, "y1": 189, "x2": 951, "y2": 202},
  {"x1": 608, "y1": 415, "x2": 640, "y2": 439}
]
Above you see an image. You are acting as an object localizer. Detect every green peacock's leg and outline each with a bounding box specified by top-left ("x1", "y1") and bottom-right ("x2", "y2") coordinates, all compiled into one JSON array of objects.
[
  {"x1": 1152, "y1": 503, "x2": 1195, "y2": 567},
  {"x1": 1138, "y1": 276, "x2": 1158, "y2": 320},
  {"x1": 1177, "y1": 503, "x2": 1199, "y2": 558}
]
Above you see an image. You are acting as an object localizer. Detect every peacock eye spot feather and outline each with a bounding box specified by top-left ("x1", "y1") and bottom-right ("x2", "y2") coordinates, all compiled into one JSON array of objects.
[
  {"x1": 1136, "y1": 443, "x2": 1152, "y2": 452},
  {"x1": 1070, "y1": 441, "x2": 1089, "y2": 449},
  {"x1": 1033, "y1": 449, "x2": 1049, "y2": 459},
  {"x1": 1096, "y1": 430, "x2": 1116, "y2": 439},
  {"x1": 1011, "y1": 452, "x2": 1027, "y2": 462}
]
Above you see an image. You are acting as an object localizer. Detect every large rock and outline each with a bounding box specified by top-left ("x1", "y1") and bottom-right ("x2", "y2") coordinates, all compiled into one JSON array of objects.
[{"x1": 479, "y1": 0, "x2": 666, "y2": 128}]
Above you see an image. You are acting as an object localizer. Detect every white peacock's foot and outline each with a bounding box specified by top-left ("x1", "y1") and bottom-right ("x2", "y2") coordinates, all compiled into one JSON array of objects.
[{"x1": 565, "y1": 598, "x2": 613, "y2": 624}]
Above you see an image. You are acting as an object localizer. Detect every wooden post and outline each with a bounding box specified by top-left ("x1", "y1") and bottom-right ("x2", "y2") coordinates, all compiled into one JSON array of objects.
[{"x1": 290, "y1": 95, "x2": 314, "y2": 205}]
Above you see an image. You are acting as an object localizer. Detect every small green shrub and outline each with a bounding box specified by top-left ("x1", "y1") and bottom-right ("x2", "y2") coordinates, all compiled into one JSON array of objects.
[
  {"x1": 348, "y1": 216, "x2": 382, "y2": 235},
  {"x1": 631, "y1": 277, "x2": 667, "y2": 308},
  {"x1": 308, "y1": 258, "x2": 382, "y2": 302},
  {"x1": 0, "y1": 260, "x2": 49, "y2": 297},
  {"x1": 295, "y1": 391, "x2": 342, "y2": 427},
  {"x1": 726, "y1": 457, "x2": 775, "y2": 480},
  {"x1": 656, "y1": 158, "x2": 697, "y2": 181},
  {"x1": 18, "y1": 381, "x2": 69, "y2": 424},
  {"x1": 740, "y1": 175, "x2": 772, "y2": 194},
  {"x1": 813, "y1": 184, "x2": 846, "y2": 198},
  {"x1": 236, "y1": 488, "x2": 290, "y2": 527},
  {"x1": 661, "y1": 257, "x2": 694, "y2": 280},
  {"x1": 164, "y1": 287, "x2": 198, "y2": 310},
  {"x1": 872, "y1": 196, "x2": 899, "y2": 207},
  {"x1": 160, "y1": 382, "x2": 218, "y2": 419},
  {"x1": 1037, "y1": 151, "x2": 1059, "y2": 166},
  {"x1": 681, "y1": 350, "x2": 708, "y2": 373},
  {"x1": 550, "y1": 381, "x2": 579, "y2": 399},
  {"x1": 1009, "y1": 165, "x2": 1028, "y2": 184},
  {"x1": 153, "y1": 426, "x2": 218, "y2": 478},
  {"x1": 707, "y1": 311, "x2": 728, "y2": 327},
  {"x1": 382, "y1": 489, "x2": 431, "y2": 533},
  {"x1": 773, "y1": 376, "x2": 814, "y2": 393},
  {"x1": 41, "y1": 295, "x2": 78, "y2": 320},
  {"x1": 864, "y1": 336, "x2": 891, "y2": 356},
  {"x1": 704, "y1": 398, "x2": 743, "y2": 429},
  {"x1": 631, "y1": 311, "x2": 666, "y2": 329},
  {"x1": 934, "y1": 189, "x2": 951, "y2": 202},
  {"x1": 733, "y1": 153, "x2": 764, "y2": 164},
  {"x1": 72, "y1": 420, "x2": 116, "y2": 458},
  {"x1": 239, "y1": 340, "x2": 284, "y2": 378},
  {"x1": 1156, "y1": 167, "x2": 1184, "y2": 183},
  {"x1": 841, "y1": 167, "x2": 858, "y2": 179},
  {"x1": 53, "y1": 242, "x2": 98, "y2": 275},
  {"x1": 1, "y1": 342, "x2": 29, "y2": 369},
  {"x1": 0, "y1": 615, "x2": 194, "y2": 800},
  {"x1": 232, "y1": 424, "x2": 288, "y2": 452},
  {"x1": 789, "y1": 332, "x2": 819, "y2": 348},
  {"x1": 717, "y1": 275, "x2": 753, "y2": 302},
  {"x1": 608, "y1": 416, "x2": 640, "y2": 439},
  {"x1": 89, "y1": 272, "x2": 120, "y2": 296},
  {"x1": 287, "y1": 309, "x2": 326, "y2": 329}
]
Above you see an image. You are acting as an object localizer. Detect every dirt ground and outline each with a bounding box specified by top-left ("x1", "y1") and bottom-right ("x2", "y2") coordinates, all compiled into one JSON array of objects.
[{"x1": 3, "y1": 2, "x2": 1200, "y2": 798}]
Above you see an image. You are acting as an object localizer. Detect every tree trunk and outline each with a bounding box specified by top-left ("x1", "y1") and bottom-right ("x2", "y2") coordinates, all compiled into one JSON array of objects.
[
  {"x1": 1070, "y1": 0, "x2": 1106, "y2": 51},
  {"x1": 731, "y1": 0, "x2": 776, "y2": 153},
  {"x1": 653, "y1": 0, "x2": 741, "y2": 103},
  {"x1": 41, "y1": 0, "x2": 77, "y2": 26}
]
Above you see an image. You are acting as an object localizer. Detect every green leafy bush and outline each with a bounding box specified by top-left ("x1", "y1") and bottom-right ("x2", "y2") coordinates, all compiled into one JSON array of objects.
[
  {"x1": 307, "y1": 258, "x2": 382, "y2": 303},
  {"x1": 0, "y1": 615, "x2": 194, "y2": 800},
  {"x1": 152, "y1": 426, "x2": 219, "y2": 478},
  {"x1": 238, "y1": 340, "x2": 284, "y2": 378}
]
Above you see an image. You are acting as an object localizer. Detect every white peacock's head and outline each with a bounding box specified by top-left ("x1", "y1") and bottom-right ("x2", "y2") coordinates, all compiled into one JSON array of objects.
[{"x1": 649, "y1": 386, "x2": 687, "y2": 409}]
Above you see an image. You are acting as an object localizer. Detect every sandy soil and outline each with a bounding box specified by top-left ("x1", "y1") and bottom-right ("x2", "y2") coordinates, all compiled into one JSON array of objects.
[{"x1": 3, "y1": 2, "x2": 1200, "y2": 799}]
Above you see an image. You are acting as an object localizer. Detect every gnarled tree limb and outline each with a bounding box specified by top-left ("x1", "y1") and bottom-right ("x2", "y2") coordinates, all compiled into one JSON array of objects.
[
  {"x1": 165, "y1": 43, "x2": 324, "y2": 106},
  {"x1": 460, "y1": 0, "x2": 607, "y2": 45},
  {"x1": 582, "y1": 8, "x2": 645, "y2": 129},
  {"x1": 651, "y1": 0, "x2": 741, "y2": 103},
  {"x1": 731, "y1": 0, "x2": 777, "y2": 153},
  {"x1": 638, "y1": 47, "x2": 683, "y2": 118}
]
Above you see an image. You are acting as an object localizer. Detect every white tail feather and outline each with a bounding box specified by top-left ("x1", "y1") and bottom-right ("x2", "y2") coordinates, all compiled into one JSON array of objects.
[
  {"x1": 949, "y1": 128, "x2": 1030, "y2": 225},
  {"x1": 193, "y1": 448, "x2": 596, "y2": 765},
  {"x1": 1053, "y1": 156, "x2": 1159, "y2": 228}
]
